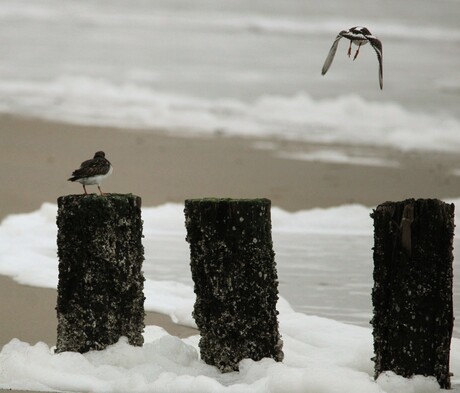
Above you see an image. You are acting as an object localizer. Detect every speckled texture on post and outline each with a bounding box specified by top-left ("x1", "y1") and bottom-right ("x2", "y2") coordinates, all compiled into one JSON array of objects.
[
  {"x1": 185, "y1": 198, "x2": 284, "y2": 372},
  {"x1": 371, "y1": 199, "x2": 454, "y2": 389},
  {"x1": 56, "y1": 193, "x2": 145, "y2": 353}
]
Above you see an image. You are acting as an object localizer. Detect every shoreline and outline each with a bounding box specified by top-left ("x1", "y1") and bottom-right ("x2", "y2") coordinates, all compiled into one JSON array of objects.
[
  {"x1": 0, "y1": 274, "x2": 197, "y2": 349},
  {"x1": 2, "y1": 114, "x2": 460, "y2": 351},
  {"x1": 2, "y1": 114, "x2": 460, "y2": 221}
]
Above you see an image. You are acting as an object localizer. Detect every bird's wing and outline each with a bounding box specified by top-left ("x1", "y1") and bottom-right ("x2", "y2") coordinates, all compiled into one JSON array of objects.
[
  {"x1": 70, "y1": 158, "x2": 109, "y2": 179},
  {"x1": 321, "y1": 34, "x2": 343, "y2": 75},
  {"x1": 368, "y1": 36, "x2": 383, "y2": 90},
  {"x1": 79, "y1": 158, "x2": 94, "y2": 169}
]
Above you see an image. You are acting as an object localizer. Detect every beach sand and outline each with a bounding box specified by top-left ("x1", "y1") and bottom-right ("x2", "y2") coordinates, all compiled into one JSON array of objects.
[{"x1": 2, "y1": 114, "x2": 460, "y2": 378}]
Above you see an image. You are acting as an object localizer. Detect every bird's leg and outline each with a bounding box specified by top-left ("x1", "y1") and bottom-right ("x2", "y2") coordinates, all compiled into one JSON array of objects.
[
  {"x1": 353, "y1": 44, "x2": 361, "y2": 60},
  {"x1": 83, "y1": 185, "x2": 88, "y2": 195},
  {"x1": 98, "y1": 185, "x2": 105, "y2": 196},
  {"x1": 347, "y1": 41, "x2": 352, "y2": 57}
]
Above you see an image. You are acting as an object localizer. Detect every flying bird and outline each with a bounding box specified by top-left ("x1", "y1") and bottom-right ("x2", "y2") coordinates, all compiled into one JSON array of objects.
[
  {"x1": 321, "y1": 26, "x2": 383, "y2": 90},
  {"x1": 68, "y1": 151, "x2": 113, "y2": 195}
]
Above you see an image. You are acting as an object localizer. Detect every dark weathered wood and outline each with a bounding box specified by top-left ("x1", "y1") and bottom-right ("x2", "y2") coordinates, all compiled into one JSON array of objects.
[
  {"x1": 185, "y1": 198, "x2": 284, "y2": 372},
  {"x1": 371, "y1": 198, "x2": 454, "y2": 389},
  {"x1": 56, "y1": 193, "x2": 145, "y2": 353}
]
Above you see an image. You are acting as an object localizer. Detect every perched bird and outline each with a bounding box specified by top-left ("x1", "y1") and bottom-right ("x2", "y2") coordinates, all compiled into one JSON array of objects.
[
  {"x1": 321, "y1": 26, "x2": 383, "y2": 90},
  {"x1": 68, "y1": 151, "x2": 113, "y2": 195}
]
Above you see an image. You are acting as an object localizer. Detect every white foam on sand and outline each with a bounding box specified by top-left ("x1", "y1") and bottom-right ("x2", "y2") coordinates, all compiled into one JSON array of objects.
[
  {"x1": 276, "y1": 149, "x2": 400, "y2": 167},
  {"x1": 0, "y1": 304, "x2": 460, "y2": 393},
  {"x1": 1, "y1": 302, "x2": 458, "y2": 392},
  {"x1": 0, "y1": 202, "x2": 459, "y2": 391}
]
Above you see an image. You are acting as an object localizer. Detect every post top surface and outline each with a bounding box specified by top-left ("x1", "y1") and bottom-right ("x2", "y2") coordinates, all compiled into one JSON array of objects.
[
  {"x1": 57, "y1": 193, "x2": 142, "y2": 207},
  {"x1": 185, "y1": 197, "x2": 271, "y2": 204}
]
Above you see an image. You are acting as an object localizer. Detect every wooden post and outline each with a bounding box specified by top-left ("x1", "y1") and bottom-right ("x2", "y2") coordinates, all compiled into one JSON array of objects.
[
  {"x1": 371, "y1": 198, "x2": 454, "y2": 389},
  {"x1": 184, "y1": 198, "x2": 284, "y2": 372},
  {"x1": 56, "y1": 194, "x2": 145, "y2": 353}
]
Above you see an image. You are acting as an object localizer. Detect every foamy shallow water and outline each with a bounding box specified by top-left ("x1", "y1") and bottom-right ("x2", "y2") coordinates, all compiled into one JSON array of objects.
[
  {"x1": 2, "y1": 317, "x2": 458, "y2": 392},
  {"x1": 0, "y1": 202, "x2": 458, "y2": 338},
  {"x1": 1, "y1": 202, "x2": 460, "y2": 392}
]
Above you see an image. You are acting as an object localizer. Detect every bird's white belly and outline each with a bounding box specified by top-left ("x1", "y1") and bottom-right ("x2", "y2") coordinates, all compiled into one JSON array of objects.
[
  {"x1": 78, "y1": 166, "x2": 113, "y2": 185},
  {"x1": 353, "y1": 39, "x2": 369, "y2": 46}
]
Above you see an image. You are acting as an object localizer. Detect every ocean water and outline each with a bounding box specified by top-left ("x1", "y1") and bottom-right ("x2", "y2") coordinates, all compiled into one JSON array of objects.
[{"x1": 0, "y1": 0, "x2": 460, "y2": 150}]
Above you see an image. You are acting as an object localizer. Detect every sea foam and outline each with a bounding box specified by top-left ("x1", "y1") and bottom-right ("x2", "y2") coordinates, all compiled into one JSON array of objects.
[
  {"x1": 1, "y1": 75, "x2": 459, "y2": 152},
  {"x1": 1, "y1": 202, "x2": 460, "y2": 391}
]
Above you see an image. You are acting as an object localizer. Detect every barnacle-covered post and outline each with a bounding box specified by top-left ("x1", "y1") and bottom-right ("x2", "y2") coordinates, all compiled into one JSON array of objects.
[
  {"x1": 56, "y1": 193, "x2": 145, "y2": 353},
  {"x1": 371, "y1": 198, "x2": 454, "y2": 389},
  {"x1": 185, "y1": 198, "x2": 283, "y2": 372}
]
